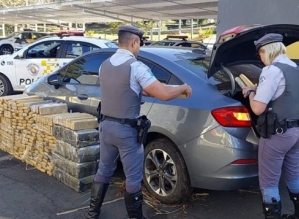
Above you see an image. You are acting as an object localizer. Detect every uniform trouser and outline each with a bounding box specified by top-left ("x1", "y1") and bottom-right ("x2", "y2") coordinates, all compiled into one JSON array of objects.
[
  {"x1": 94, "y1": 120, "x2": 144, "y2": 194},
  {"x1": 259, "y1": 127, "x2": 299, "y2": 202}
]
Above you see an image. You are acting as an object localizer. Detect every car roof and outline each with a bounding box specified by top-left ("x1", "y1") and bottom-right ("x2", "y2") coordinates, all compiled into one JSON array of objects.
[
  {"x1": 86, "y1": 47, "x2": 208, "y2": 62},
  {"x1": 36, "y1": 36, "x2": 114, "y2": 44}
]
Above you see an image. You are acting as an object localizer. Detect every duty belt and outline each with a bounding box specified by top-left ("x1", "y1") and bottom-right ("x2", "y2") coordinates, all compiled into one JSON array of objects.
[
  {"x1": 286, "y1": 119, "x2": 299, "y2": 128},
  {"x1": 101, "y1": 115, "x2": 137, "y2": 127}
]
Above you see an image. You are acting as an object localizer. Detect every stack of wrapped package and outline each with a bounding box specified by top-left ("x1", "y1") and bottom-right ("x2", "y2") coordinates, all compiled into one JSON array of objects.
[
  {"x1": 52, "y1": 113, "x2": 100, "y2": 192},
  {"x1": 0, "y1": 94, "x2": 68, "y2": 175}
]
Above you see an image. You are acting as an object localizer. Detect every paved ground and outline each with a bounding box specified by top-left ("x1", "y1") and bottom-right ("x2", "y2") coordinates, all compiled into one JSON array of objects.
[{"x1": 0, "y1": 149, "x2": 294, "y2": 219}]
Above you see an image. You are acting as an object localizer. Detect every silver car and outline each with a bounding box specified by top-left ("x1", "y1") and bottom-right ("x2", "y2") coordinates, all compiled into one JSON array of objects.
[{"x1": 26, "y1": 24, "x2": 298, "y2": 203}]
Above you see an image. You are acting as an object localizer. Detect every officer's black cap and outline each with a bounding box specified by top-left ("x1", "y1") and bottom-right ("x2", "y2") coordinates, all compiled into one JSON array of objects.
[
  {"x1": 118, "y1": 25, "x2": 144, "y2": 37},
  {"x1": 254, "y1": 33, "x2": 283, "y2": 51},
  {"x1": 118, "y1": 25, "x2": 144, "y2": 46}
]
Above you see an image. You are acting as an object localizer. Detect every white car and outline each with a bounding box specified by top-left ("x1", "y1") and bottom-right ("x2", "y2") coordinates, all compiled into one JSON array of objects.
[
  {"x1": 0, "y1": 36, "x2": 118, "y2": 96},
  {"x1": 0, "y1": 31, "x2": 54, "y2": 55}
]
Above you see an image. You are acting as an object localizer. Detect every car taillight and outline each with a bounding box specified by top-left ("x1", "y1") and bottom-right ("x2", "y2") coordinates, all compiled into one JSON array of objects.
[
  {"x1": 232, "y1": 159, "x2": 258, "y2": 164},
  {"x1": 211, "y1": 106, "x2": 252, "y2": 127}
]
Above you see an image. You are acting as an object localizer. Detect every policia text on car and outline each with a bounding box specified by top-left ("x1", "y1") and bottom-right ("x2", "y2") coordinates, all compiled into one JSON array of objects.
[
  {"x1": 242, "y1": 33, "x2": 299, "y2": 219},
  {"x1": 84, "y1": 25, "x2": 192, "y2": 219}
]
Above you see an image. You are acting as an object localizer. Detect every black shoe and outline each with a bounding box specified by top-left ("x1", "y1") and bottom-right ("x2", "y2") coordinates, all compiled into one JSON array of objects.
[
  {"x1": 84, "y1": 182, "x2": 109, "y2": 219},
  {"x1": 124, "y1": 190, "x2": 147, "y2": 219},
  {"x1": 282, "y1": 191, "x2": 299, "y2": 219},
  {"x1": 262, "y1": 198, "x2": 281, "y2": 219}
]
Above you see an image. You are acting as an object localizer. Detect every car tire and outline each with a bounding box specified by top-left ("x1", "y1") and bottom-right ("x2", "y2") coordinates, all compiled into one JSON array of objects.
[
  {"x1": 0, "y1": 74, "x2": 13, "y2": 96},
  {"x1": 143, "y1": 138, "x2": 193, "y2": 204},
  {"x1": 0, "y1": 45, "x2": 14, "y2": 55}
]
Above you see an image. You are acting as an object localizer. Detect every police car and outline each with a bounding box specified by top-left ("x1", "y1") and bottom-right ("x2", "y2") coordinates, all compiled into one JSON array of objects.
[
  {"x1": 0, "y1": 29, "x2": 54, "y2": 55},
  {"x1": 0, "y1": 36, "x2": 118, "y2": 96}
]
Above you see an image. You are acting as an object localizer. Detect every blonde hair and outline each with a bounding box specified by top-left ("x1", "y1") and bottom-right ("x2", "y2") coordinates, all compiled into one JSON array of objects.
[{"x1": 261, "y1": 42, "x2": 286, "y2": 66}]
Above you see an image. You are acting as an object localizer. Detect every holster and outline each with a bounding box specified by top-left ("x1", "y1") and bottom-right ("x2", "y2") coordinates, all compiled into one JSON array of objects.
[
  {"x1": 256, "y1": 112, "x2": 287, "y2": 138},
  {"x1": 136, "y1": 115, "x2": 151, "y2": 145}
]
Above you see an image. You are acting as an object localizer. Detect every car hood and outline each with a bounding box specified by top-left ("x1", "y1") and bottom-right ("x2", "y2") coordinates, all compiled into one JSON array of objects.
[
  {"x1": 208, "y1": 24, "x2": 299, "y2": 77},
  {"x1": 0, "y1": 55, "x2": 11, "y2": 61}
]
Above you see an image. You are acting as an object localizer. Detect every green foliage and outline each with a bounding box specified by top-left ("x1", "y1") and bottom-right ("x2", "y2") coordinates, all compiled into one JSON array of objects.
[
  {"x1": 85, "y1": 30, "x2": 94, "y2": 37},
  {"x1": 195, "y1": 27, "x2": 214, "y2": 41}
]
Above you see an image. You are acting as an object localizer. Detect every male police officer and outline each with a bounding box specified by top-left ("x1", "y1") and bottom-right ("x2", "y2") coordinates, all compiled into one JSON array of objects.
[
  {"x1": 243, "y1": 33, "x2": 299, "y2": 219},
  {"x1": 85, "y1": 25, "x2": 192, "y2": 219}
]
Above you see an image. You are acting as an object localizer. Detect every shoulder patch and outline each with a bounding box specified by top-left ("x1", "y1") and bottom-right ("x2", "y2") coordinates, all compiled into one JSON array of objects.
[{"x1": 259, "y1": 76, "x2": 266, "y2": 83}]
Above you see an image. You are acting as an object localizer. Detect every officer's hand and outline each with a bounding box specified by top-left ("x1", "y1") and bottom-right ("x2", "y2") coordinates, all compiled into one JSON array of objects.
[
  {"x1": 142, "y1": 90, "x2": 150, "y2": 96},
  {"x1": 183, "y1": 84, "x2": 192, "y2": 98},
  {"x1": 242, "y1": 86, "x2": 256, "y2": 98}
]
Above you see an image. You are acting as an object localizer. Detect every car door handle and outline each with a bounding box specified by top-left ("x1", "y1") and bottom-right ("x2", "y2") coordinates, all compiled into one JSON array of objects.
[{"x1": 77, "y1": 94, "x2": 88, "y2": 100}]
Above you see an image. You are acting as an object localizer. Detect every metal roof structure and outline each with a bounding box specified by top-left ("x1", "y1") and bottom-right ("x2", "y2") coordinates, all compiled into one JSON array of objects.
[{"x1": 0, "y1": 0, "x2": 218, "y2": 25}]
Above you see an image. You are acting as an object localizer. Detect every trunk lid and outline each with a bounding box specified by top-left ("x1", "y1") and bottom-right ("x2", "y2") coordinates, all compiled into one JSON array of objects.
[{"x1": 208, "y1": 24, "x2": 299, "y2": 77}]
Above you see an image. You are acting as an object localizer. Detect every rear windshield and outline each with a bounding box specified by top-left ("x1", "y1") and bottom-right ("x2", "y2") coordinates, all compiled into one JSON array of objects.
[{"x1": 174, "y1": 58, "x2": 210, "y2": 78}]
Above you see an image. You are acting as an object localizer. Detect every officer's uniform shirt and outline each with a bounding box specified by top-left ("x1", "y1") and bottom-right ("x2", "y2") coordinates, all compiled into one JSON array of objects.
[
  {"x1": 99, "y1": 49, "x2": 156, "y2": 96},
  {"x1": 254, "y1": 54, "x2": 297, "y2": 104}
]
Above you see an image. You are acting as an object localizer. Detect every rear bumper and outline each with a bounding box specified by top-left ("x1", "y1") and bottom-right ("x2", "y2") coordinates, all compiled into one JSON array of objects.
[{"x1": 179, "y1": 127, "x2": 259, "y2": 190}]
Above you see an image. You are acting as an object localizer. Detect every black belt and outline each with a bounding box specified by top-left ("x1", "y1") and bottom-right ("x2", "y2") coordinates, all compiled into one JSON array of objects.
[
  {"x1": 287, "y1": 120, "x2": 299, "y2": 128},
  {"x1": 101, "y1": 115, "x2": 137, "y2": 127}
]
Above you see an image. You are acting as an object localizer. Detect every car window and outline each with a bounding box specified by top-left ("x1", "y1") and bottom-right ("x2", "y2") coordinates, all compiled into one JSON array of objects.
[
  {"x1": 105, "y1": 41, "x2": 118, "y2": 48},
  {"x1": 65, "y1": 42, "x2": 100, "y2": 58},
  {"x1": 20, "y1": 32, "x2": 32, "y2": 40},
  {"x1": 176, "y1": 42, "x2": 191, "y2": 47},
  {"x1": 61, "y1": 53, "x2": 112, "y2": 85},
  {"x1": 152, "y1": 41, "x2": 176, "y2": 46},
  {"x1": 26, "y1": 40, "x2": 61, "y2": 59},
  {"x1": 191, "y1": 43, "x2": 206, "y2": 49},
  {"x1": 152, "y1": 65, "x2": 171, "y2": 83}
]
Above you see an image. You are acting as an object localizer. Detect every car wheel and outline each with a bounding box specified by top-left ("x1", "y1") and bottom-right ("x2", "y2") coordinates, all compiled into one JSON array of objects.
[
  {"x1": 0, "y1": 45, "x2": 14, "y2": 55},
  {"x1": 0, "y1": 75, "x2": 13, "y2": 96},
  {"x1": 143, "y1": 138, "x2": 193, "y2": 204}
]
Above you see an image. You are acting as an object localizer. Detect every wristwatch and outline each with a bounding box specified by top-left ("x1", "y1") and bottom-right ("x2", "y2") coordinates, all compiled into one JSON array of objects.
[{"x1": 246, "y1": 89, "x2": 256, "y2": 97}]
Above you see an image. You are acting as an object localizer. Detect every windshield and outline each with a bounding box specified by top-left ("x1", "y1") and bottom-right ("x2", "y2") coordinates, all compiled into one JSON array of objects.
[
  {"x1": 175, "y1": 58, "x2": 210, "y2": 78},
  {"x1": 6, "y1": 32, "x2": 19, "y2": 38}
]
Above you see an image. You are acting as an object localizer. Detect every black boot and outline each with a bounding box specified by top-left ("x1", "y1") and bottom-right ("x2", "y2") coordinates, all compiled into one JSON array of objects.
[
  {"x1": 262, "y1": 198, "x2": 282, "y2": 219},
  {"x1": 84, "y1": 182, "x2": 109, "y2": 219},
  {"x1": 281, "y1": 191, "x2": 299, "y2": 219},
  {"x1": 124, "y1": 190, "x2": 147, "y2": 219}
]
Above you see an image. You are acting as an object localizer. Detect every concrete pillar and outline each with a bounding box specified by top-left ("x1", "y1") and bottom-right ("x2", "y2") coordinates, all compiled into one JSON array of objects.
[
  {"x1": 14, "y1": 24, "x2": 18, "y2": 32},
  {"x1": 150, "y1": 20, "x2": 153, "y2": 40},
  {"x1": 158, "y1": 20, "x2": 161, "y2": 40},
  {"x1": 68, "y1": 23, "x2": 72, "y2": 30},
  {"x1": 179, "y1": 19, "x2": 181, "y2": 34},
  {"x1": 191, "y1": 19, "x2": 193, "y2": 39},
  {"x1": 2, "y1": 24, "x2": 5, "y2": 37},
  {"x1": 35, "y1": 23, "x2": 38, "y2": 31},
  {"x1": 82, "y1": 22, "x2": 85, "y2": 30},
  {"x1": 43, "y1": 23, "x2": 46, "y2": 32}
]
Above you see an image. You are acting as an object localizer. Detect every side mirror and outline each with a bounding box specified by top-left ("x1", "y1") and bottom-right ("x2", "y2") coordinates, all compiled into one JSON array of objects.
[
  {"x1": 17, "y1": 50, "x2": 25, "y2": 58},
  {"x1": 47, "y1": 74, "x2": 60, "y2": 89},
  {"x1": 14, "y1": 36, "x2": 20, "y2": 40}
]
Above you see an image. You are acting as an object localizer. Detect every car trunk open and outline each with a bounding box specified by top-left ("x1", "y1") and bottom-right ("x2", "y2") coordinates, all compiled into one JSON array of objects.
[{"x1": 207, "y1": 24, "x2": 299, "y2": 133}]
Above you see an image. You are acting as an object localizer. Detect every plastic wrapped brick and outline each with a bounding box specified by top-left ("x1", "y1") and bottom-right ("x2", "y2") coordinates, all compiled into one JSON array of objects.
[
  {"x1": 62, "y1": 128, "x2": 100, "y2": 148},
  {"x1": 56, "y1": 140, "x2": 100, "y2": 163},
  {"x1": 52, "y1": 152, "x2": 98, "y2": 178},
  {"x1": 53, "y1": 167, "x2": 94, "y2": 192}
]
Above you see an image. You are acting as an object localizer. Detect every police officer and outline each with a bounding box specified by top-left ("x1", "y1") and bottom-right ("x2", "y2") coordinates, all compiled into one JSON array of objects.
[
  {"x1": 85, "y1": 25, "x2": 192, "y2": 219},
  {"x1": 242, "y1": 33, "x2": 299, "y2": 219}
]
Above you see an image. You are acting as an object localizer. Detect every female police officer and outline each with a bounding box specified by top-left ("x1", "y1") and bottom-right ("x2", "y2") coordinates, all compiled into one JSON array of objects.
[
  {"x1": 243, "y1": 33, "x2": 299, "y2": 219},
  {"x1": 84, "y1": 25, "x2": 192, "y2": 219}
]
